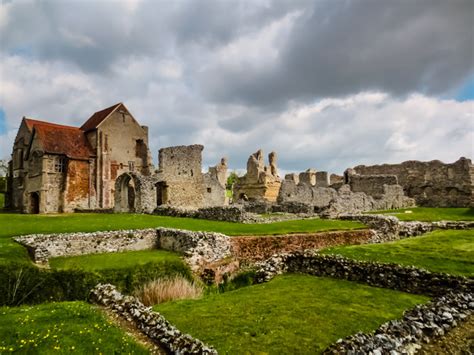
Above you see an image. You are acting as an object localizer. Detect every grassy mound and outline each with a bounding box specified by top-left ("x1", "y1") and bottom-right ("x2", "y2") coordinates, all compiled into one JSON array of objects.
[
  {"x1": 155, "y1": 274, "x2": 428, "y2": 354},
  {"x1": 0, "y1": 301, "x2": 148, "y2": 353},
  {"x1": 323, "y1": 229, "x2": 474, "y2": 276}
]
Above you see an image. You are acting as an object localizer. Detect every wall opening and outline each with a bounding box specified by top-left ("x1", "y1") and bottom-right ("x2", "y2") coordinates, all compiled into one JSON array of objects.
[
  {"x1": 156, "y1": 181, "x2": 168, "y2": 206},
  {"x1": 116, "y1": 174, "x2": 137, "y2": 212},
  {"x1": 30, "y1": 192, "x2": 40, "y2": 214}
]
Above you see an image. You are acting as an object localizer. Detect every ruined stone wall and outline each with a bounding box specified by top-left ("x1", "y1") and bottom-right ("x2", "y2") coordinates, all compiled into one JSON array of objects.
[
  {"x1": 353, "y1": 157, "x2": 473, "y2": 207},
  {"x1": 278, "y1": 177, "x2": 414, "y2": 217},
  {"x1": 157, "y1": 145, "x2": 204, "y2": 208},
  {"x1": 233, "y1": 149, "x2": 282, "y2": 202},
  {"x1": 114, "y1": 172, "x2": 157, "y2": 213},
  {"x1": 348, "y1": 174, "x2": 398, "y2": 199},
  {"x1": 14, "y1": 229, "x2": 159, "y2": 264}
]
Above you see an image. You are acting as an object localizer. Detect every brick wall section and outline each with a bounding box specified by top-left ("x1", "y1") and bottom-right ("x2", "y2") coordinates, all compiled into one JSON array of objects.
[{"x1": 230, "y1": 230, "x2": 373, "y2": 261}]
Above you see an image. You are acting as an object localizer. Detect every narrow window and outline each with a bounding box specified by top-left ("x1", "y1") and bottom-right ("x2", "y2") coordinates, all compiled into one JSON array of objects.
[
  {"x1": 18, "y1": 149, "x2": 24, "y2": 169},
  {"x1": 128, "y1": 161, "x2": 135, "y2": 172},
  {"x1": 55, "y1": 157, "x2": 66, "y2": 173},
  {"x1": 207, "y1": 187, "x2": 212, "y2": 193}
]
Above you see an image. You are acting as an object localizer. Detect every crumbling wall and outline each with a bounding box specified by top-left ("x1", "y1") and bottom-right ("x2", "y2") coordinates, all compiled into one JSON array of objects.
[
  {"x1": 156, "y1": 145, "x2": 227, "y2": 209},
  {"x1": 353, "y1": 157, "x2": 473, "y2": 207},
  {"x1": 347, "y1": 173, "x2": 398, "y2": 199},
  {"x1": 114, "y1": 172, "x2": 157, "y2": 213},
  {"x1": 233, "y1": 149, "x2": 282, "y2": 202},
  {"x1": 278, "y1": 171, "x2": 414, "y2": 216},
  {"x1": 157, "y1": 145, "x2": 205, "y2": 208}
]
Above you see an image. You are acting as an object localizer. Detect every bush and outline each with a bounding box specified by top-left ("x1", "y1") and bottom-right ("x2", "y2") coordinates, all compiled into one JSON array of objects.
[
  {"x1": 134, "y1": 276, "x2": 203, "y2": 306},
  {"x1": 0, "y1": 261, "x2": 192, "y2": 306}
]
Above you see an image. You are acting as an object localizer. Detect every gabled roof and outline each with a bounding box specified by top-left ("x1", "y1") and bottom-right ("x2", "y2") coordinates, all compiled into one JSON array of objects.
[
  {"x1": 24, "y1": 118, "x2": 94, "y2": 160},
  {"x1": 80, "y1": 102, "x2": 123, "y2": 132}
]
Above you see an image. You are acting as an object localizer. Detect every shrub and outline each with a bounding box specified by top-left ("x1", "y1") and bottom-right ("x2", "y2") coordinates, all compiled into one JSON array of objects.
[{"x1": 134, "y1": 276, "x2": 203, "y2": 306}]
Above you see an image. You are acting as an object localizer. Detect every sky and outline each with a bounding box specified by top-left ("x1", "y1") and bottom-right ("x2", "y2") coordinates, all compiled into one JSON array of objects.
[{"x1": 0, "y1": 0, "x2": 473, "y2": 175}]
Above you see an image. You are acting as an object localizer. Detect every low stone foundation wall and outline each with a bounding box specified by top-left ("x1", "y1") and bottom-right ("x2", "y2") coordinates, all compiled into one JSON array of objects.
[
  {"x1": 154, "y1": 205, "x2": 254, "y2": 223},
  {"x1": 339, "y1": 214, "x2": 474, "y2": 243},
  {"x1": 255, "y1": 252, "x2": 473, "y2": 296},
  {"x1": 230, "y1": 230, "x2": 373, "y2": 262},
  {"x1": 90, "y1": 284, "x2": 217, "y2": 354},
  {"x1": 255, "y1": 252, "x2": 473, "y2": 353},
  {"x1": 324, "y1": 292, "x2": 473, "y2": 354},
  {"x1": 156, "y1": 228, "x2": 232, "y2": 271},
  {"x1": 14, "y1": 229, "x2": 158, "y2": 264}
]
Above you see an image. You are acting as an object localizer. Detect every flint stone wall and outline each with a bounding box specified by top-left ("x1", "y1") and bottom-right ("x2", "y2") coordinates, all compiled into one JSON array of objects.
[
  {"x1": 156, "y1": 228, "x2": 232, "y2": 271},
  {"x1": 154, "y1": 205, "x2": 253, "y2": 223},
  {"x1": 255, "y1": 252, "x2": 473, "y2": 296},
  {"x1": 90, "y1": 284, "x2": 217, "y2": 354},
  {"x1": 14, "y1": 229, "x2": 158, "y2": 264},
  {"x1": 353, "y1": 157, "x2": 474, "y2": 207},
  {"x1": 324, "y1": 292, "x2": 473, "y2": 354},
  {"x1": 339, "y1": 214, "x2": 474, "y2": 242}
]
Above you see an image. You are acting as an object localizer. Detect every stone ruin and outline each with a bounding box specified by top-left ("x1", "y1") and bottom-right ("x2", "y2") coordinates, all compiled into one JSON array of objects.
[
  {"x1": 233, "y1": 149, "x2": 282, "y2": 202},
  {"x1": 353, "y1": 157, "x2": 474, "y2": 207},
  {"x1": 114, "y1": 144, "x2": 227, "y2": 213},
  {"x1": 277, "y1": 167, "x2": 415, "y2": 216}
]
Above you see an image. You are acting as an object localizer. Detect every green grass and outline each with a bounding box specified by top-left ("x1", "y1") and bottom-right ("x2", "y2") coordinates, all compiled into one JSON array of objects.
[
  {"x1": 323, "y1": 229, "x2": 474, "y2": 277},
  {"x1": 0, "y1": 301, "x2": 148, "y2": 354},
  {"x1": 50, "y1": 249, "x2": 183, "y2": 271},
  {"x1": 0, "y1": 213, "x2": 364, "y2": 264},
  {"x1": 372, "y1": 207, "x2": 474, "y2": 221},
  {"x1": 155, "y1": 274, "x2": 428, "y2": 354}
]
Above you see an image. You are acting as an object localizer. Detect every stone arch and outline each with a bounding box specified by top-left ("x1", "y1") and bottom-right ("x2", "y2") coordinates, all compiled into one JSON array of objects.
[
  {"x1": 114, "y1": 172, "x2": 157, "y2": 213},
  {"x1": 114, "y1": 172, "x2": 142, "y2": 213}
]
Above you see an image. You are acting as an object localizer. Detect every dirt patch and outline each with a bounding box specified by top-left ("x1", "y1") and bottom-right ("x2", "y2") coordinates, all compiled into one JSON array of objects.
[
  {"x1": 230, "y1": 229, "x2": 372, "y2": 261},
  {"x1": 416, "y1": 314, "x2": 474, "y2": 354}
]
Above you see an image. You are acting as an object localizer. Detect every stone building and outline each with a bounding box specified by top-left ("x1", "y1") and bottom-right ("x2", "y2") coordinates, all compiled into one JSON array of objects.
[
  {"x1": 353, "y1": 157, "x2": 474, "y2": 207},
  {"x1": 233, "y1": 149, "x2": 282, "y2": 202},
  {"x1": 6, "y1": 103, "x2": 153, "y2": 213}
]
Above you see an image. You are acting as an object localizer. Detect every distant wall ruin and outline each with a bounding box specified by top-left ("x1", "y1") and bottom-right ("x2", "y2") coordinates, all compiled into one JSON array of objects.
[
  {"x1": 353, "y1": 157, "x2": 474, "y2": 207},
  {"x1": 233, "y1": 149, "x2": 281, "y2": 202}
]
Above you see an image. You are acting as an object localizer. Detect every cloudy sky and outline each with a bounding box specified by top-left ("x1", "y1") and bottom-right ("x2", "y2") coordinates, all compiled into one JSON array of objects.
[{"x1": 0, "y1": 0, "x2": 473, "y2": 174}]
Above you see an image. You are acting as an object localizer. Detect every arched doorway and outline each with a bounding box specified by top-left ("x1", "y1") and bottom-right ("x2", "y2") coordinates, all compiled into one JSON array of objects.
[
  {"x1": 115, "y1": 173, "x2": 138, "y2": 212},
  {"x1": 30, "y1": 192, "x2": 40, "y2": 214}
]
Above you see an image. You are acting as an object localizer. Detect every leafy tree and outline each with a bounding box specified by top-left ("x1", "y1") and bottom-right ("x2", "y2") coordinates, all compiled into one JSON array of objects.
[{"x1": 226, "y1": 171, "x2": 239, "y2": 190}]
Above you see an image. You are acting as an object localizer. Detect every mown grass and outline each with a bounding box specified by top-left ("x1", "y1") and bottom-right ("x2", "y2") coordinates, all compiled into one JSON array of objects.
[
  {"x1": 372, "y1": 207, "x2": 474, "y2": 221},
  {"x1": 0, "y1": 213, "x2": 364, "y2": 264},
  {"x1": 323, "y1": 229, "x2": 474, "y2": 277},
  {"x1": 155, "y1": 274, "x2": 428, "y2": 354},
  {"x1": 50, "y1": 249, "x2": 183, "y2": 271},
  {"x1": 0, "y1": 301, "x2": 148, "y2": 353}
]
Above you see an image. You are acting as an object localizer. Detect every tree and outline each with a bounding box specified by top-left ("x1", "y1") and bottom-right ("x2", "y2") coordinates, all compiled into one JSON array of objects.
[{"x1": 226, "y1": 171, "x2": 239, "y2": 190}]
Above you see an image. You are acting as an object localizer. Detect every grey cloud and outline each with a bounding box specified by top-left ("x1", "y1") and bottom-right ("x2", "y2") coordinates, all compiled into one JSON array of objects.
[{"x1": 200, "y1": 0, "x2": 474, "y2": 106}]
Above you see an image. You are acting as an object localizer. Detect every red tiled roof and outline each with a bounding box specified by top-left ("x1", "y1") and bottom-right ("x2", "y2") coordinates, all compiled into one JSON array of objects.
[
  {"x1": 25, "y1": 119, "x2": 94, "y2": 160},
  {"x1": 80, "y1": 102, "x2": 122, "y2": 131}
]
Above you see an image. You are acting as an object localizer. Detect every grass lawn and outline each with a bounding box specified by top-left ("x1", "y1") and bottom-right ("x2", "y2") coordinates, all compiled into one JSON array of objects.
[
  {"x1": 155, "y1": 274, "x2": 428, "y2": 354},
  {"x1": 0, "y1": 213, "x2": 364, "y2": 264},
  {"x1": 372, "y1": 207, "x2": 474, "y2": 221},
  {"x1": 50, "y1": 249, "x2": 183, "y2": 271},
  {"x1": 323, "y1": 229, "x2": 474, "y2": 277},
  {"x1": 0, "y1": 301, "x2": 148, "y2": 354}
]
